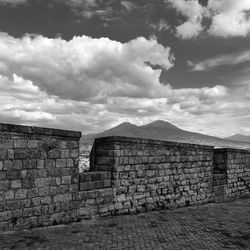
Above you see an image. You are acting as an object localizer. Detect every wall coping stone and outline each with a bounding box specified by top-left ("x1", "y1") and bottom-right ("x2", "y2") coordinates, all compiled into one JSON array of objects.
[
  {"x1": 215, "y1": 148, "x2": 250, "y2": 154},
  {"x1": 94, "y1": 136, "x2": 214, "y2": 150},
  {"x1": 0, "y1": 123, "x2": 81, "y2": 138}
]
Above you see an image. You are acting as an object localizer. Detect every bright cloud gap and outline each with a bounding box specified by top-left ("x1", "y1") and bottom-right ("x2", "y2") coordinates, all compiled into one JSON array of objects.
[{"x1": 168, "y1": 0, "x2": 250, "y2": 39}]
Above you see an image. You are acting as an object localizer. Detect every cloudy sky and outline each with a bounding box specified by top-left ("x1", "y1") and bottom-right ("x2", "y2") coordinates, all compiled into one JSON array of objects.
[{"x1": 0, "y1": 0, "x2": 250, "y2": 137}]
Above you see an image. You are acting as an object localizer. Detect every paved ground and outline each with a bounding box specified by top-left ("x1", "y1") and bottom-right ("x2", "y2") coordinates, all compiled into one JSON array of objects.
[{"x1": 0, "y1": 198, "x2": 250, "y2": 250}]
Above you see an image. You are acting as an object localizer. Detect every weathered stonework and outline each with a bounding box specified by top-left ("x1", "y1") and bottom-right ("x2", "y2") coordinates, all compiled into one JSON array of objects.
[
  {"x1": 0, "y1": 123, "x2": 250, "y2": 232},
  {"x1": 90, "y1": 136, "x2": 214, "y2": 215},
  {"x1": 0, "y1": 123, "x2": 81, "y2": 231},
  {"x1": 214, "y1": 148, "x2": 250, "y2": 201}
]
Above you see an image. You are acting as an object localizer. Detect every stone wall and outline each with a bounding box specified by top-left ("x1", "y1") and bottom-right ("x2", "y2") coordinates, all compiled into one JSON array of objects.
[
  {"x1": 214, "y1": 148, "x2": 250, "y2": 200},
  {"x1": 90, "y1": 136, "x2": 214, "y2": 215},
  {"x1": 77, "y1": 171, "x2": 113, "y2": 218},
  {"x1": 0, "y1": 123, "x2": 81, "y2": 231},
  {"x1": 0, "y1": 123, "x2": 250, "y2": 232},
  {"x1": 79, "y1": 171, "x2": 111, "y2": 191},
  {"x1": 213, "y1": 149, "x2": 228, "y2": 202}
]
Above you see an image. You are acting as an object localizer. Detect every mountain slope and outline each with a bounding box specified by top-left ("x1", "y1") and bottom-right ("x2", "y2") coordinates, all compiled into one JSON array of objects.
[
  {"x1": 225, "y1": 134, "x2": 250, "y2": 143},
  {"x1": 81, "y1": 120, "x2": 250, "y2": 150}
]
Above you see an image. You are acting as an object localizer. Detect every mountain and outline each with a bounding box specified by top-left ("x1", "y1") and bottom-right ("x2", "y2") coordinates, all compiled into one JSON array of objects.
[
  {"x1": 80, "y1": 120, "x2": 250, "y2": 152},
  {"x1": 225, "y1": 134, "x2": 250, "y2": 143}
]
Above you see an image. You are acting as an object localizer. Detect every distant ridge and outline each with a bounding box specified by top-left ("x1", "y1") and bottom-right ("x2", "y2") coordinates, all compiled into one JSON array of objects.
[
  {"x1": 81, "y1": 120, "x2": 250, "y2": 150},
  {"x1": 225, "y1": 134, "x2": 250, "y2": 143}
]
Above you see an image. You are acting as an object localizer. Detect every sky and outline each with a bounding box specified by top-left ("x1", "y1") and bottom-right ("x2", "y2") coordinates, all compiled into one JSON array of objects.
[{"x1": 0, "y1": 0, "x2": 250, "y2": 137}]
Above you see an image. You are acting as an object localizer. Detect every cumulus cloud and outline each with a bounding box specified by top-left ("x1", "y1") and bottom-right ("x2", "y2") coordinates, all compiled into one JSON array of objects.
[
  {"x1": 0, "y1": 32, "x2": 249, "y2": 136},
  {"x1": 0, "y1": 74, "x2": 55, "y2": 124},
  {"x1": 0, "y1": 32, "x2": 174, "y2": 132},
  {"x1": 168, "y1": 0, "x2": 250, "y2": 38},
  {"x1": 0, "y1": 32, "x2": 174, "y2": 101},
  {"x1": 168, "y1": 0, "x2": 206, "y2": 39},
  {"x1": 1, "y1": 71, "x2": 249, "y2": 136},
  {"x1": 176, "y1": 21, "x2": 203, "y2": 39},
  {"x1": 208, "y1": 0, "x2": 250, "y2": 37}
]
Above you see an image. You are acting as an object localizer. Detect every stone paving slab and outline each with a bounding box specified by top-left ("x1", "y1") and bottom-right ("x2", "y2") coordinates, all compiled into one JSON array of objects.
[{"x1": 0, "y1": 198, "x2": 250, "y2": 250}]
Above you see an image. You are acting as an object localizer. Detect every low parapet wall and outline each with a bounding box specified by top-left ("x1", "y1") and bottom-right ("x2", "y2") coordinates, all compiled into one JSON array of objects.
[
  {"x1": 214, "y1": 148, "x2": 250, "y2": 200},
  {"x1": 0, "y1": 123, "x2": 250, "y2": 231},
  {"x1": 90, "y1": 136, "x2": 214, "y2": 214},
  {"x1": 0, "y1": 123, "x2": 81, "y2": 231}
]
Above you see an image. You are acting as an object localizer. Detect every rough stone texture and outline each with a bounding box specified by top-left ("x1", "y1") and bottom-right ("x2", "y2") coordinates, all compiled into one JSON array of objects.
[
  {"x1": 214, "y1": 148, "x2": 250, "y2": 200},
  {"x1": 1, "y1": 123, "x2": 250, "y2": 232},
  {"x1": 77, "y1": 188, "x2": 113, "y2": 219},
  {"x1": 213, "y1": 150, "x2": 228, "y2": 202},
  {"x1": 0, "y1": 123, "x2": 81, "y2": 231},
  {"x1": 1, "y1": 198, "x2": 249, "y2": 250},
  {"x1": 90, "y1": 136, "x2": 215, "y2": 215},
  {"x1": 79, "y1": 171, "x2": 111, "y2": 191}
]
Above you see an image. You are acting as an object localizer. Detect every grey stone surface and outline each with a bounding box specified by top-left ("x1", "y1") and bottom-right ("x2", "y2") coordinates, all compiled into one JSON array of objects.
[
  {"x1": 0, "y1": 123, "x2": 81, "y2": 231},
  {"x1": 0, "y1": 124, "x2": 249, "y2": 232},
  {"x1": 0, "y1": 198, "x2": 249, "y2": 249}
]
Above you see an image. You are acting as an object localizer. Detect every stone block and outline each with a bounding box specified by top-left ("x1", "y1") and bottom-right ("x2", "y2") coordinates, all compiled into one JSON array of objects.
[
  {"x1": 31, "y1": 197, "x2": 41, "y2": 206},
  {"x1": 35, "y1": 178, "x2": 45, "y2": 188},
  {"x1": 56, "y1": 159, "x2": 66, "y2": 168},
  {"x1": 23, "y1": 207, "x2": 33, "y2": 217},
  {"x1": 61, "y1": 150, "x2": 70, "y2": 158},
  {"x1": 41, "y1": 196, "x2": 52, "y2": 204},
  {"x1": 11, "y1": 180, "x2": 21, "y2": 189},
  {"x1": 29, "y1": 149, "x2": 41, "y2": 159},
  {"x1": 14, "y1": 139, "x2": 27, "y2": 149},
  {"x1": 45, "y1": 159, "x2": 55, "y2": 169},
  {"x1": 11, "y1": 208, "x2": 22, "y2": 218},
  {"x1": 123, "y1": 200, "x2": 131, "y2": 209},
  {"x1": 137, "y1": 170, "x2": 144, "y2": 177},
  {"x1": 48, "y1": 149, "x2": 61, "y2": 159},
  {"x1": 0, "y1": 211, "x2": 11, "y2": 222},
  {"x1": 70, "y1": 149, "x2": 79, "y2": 158},
  {"x1": 0, "y1": 140, "x2": 13, "y2": 149},
  {"x1": 28, "y1": 140, "x2": 39, "y2": 149},
  {"x1": 104, "y1": 179, "x2": 111, "y2": 188},
  {"x1": 0, "y1": 149, "x2": 7, "y2": 160},
  {"x1": 121, "y1": 180, "x2": 129, "y2": 186},
  {"x1": 14, "y1": 149, "x2": 28, "y2": 159},
  {"x1": 66, "y1": 159, "x2": 74, "y2": 167},
  {"x1": 27, "y1": 188, "x2": 39, "y2": 198},
  {"x1": 4, "y1": 190, "x2": 14, "y2": 200},
  {"x1": 61, "y1": 175, "x2": 71, "y2": 184},
  {"x1": 98, "y1": 205, "x2": 109, "y2": 214},
  {"x1": 134, "y1": 193, "x2": 147, "y2": 200},
  {"x1": 3, "y1": 160, "x2": 12, "y2": 170},
  {"x1": 0, "y1": 181, "x2": 9, "y2": 191},
  {"x1": 15, "y1": 189, "x2": 27, "y2": 199},
  {"x1": 114, "y1": 202, "x2": 123, "y2": 210},
  {"x1": 137, "y1": 185, "x2": 146, "y2": 192},
  {"x1": 53, "y1": 194, "x2": 64, "y2": 202},
  {"x1": 37, "y1": 160, "x2": 44, "y2": 169},
  {"x1": 0, "y1": 172, "x2": 6, "y2": 180},
  {"x1": 7, "y1": 149, "x2": 15, "y2": 160},
  {"x1": 39, "y1": 186, "x2": 50, "y2": 196},
  {"x1": 117, "y1": 194, "x2": 126, "y2": 202},
  {"x1": 59, "y1": 141, "x2": 68, "y2": 149}
]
